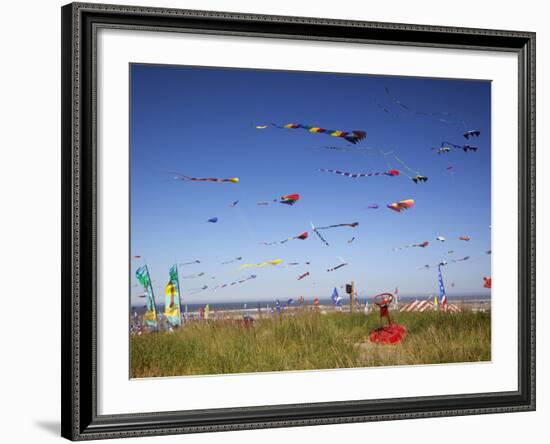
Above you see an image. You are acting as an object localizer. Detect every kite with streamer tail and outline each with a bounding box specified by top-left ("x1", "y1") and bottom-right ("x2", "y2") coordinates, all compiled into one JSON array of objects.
[
  {"x1": 310, "y1": 222, "x2": 330, "y2": 246},
  {"x1": 221, "y1": 257, "x2": 243, "y2": 265},
  {"x1": 180, "y1": 272, "x2": 205, "y2": 279},
  {"x1": 316, "y1": 168, "x2": 400, "y2": 178},
  {"x1": 229, "y1": 200, "x2": 239, "y2": 207},
  {"x1": 393, "y1": 241, "x2": 429, "y2": 251},
  {"x1": 297, "y1": 272, "x2": 310, "y2": 280},
  {"x1": 327, "y1": 257, "x2": 348, "y2": 272},
  {"x1": 257, "y1": 122, "x2": 367, "y2": 144},
  {"x1": 387, "y1": 199, "x2": 414, "y2": 213},
  {"x1": 262, "y1": 232, "x2": 308, "y2": 245},
  {"x1": 179, "y1": 259, "x2": 200, "y2": 266},
  {"x1": 239, "y1": 259, "x2": 282, "y2": 270},
  {"x1": 288, "y1": 261, "x2": 311, "y2": 266},
  {"x1": 348, "y1": 237, "x2": 355, "y2": 244},
  {"x1": 316, "y1": 222, "x2": 359, "y2": 230},
  {"x1": 452, "y1": 256, "x2": 470, "y2": 263},
  {"x1": 173, "y1": 174, "x2": 239, "y2": 183},
  {"x1": 189, "y1": 285, "x2": 208, "y2": 295},
  {"x1": 214, "y1": 274, "x2": 257, "y2": 290}
]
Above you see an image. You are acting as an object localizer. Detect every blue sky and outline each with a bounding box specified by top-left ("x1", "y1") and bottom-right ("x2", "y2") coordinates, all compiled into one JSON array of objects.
[{"x1": 130, "y1": 64, "x2": 491, "y2": 305}]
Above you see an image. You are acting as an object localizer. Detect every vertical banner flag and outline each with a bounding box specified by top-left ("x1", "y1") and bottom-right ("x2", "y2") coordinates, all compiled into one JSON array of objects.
[
  {"x1": 331, "y1": 287, "x2": 342, "y2": 306},
  {"x1": 204, "y1": 304, "x2": 210, "y2": 320},
  {"x1": 437, "y1": 264, "x2": 447, "y2": 309},
  {"x1": 164, "y1": 264, "x2": 182, "y2": 327},
  {"x1": 136, "y1": 265, "x2": 157, "y2": 328}
]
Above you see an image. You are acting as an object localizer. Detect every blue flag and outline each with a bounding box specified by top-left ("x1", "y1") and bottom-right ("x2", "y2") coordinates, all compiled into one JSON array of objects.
[{"x1": 331, "y1": 287, "x2": 342, "y2": 306}]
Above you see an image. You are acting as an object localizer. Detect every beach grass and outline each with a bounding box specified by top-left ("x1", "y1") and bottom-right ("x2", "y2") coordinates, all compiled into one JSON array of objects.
[{"x1": 130, "y1": 310, "x2": 491, "y2": 378}]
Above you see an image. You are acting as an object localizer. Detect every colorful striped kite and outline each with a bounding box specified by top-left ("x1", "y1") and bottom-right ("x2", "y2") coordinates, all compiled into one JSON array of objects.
[
  {"x1": 280, "y1": 193, "x2": 300, "y2": 205},
  {"x1": 258, "y1": 123, "x2": 367, "y2": 144},
  {"x1": 387, "y1": 199, "x2": 415, "y2": 212},
  {"x1": 316, "y1": 168, "x2": 400, "y2": 178}
]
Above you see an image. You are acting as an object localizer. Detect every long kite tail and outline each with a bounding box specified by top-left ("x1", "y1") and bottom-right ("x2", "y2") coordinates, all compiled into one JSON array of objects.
[
  {"x1": 310, "y1": 223, "x2": 330, "y2": 246},
  {"x1": 316, "y1": 168, "x2": 400, "y2": 178}
]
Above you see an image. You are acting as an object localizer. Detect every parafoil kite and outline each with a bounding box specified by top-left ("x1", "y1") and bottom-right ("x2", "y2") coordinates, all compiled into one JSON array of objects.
[
  {"x1": 316, "y1": 168, "x2": 400, "y2": 178},
  {"x1": 280, "y1": 193, "x2": 300, "y2": 205},
  {"x1": 463, "y1": 130, "x2": 481, "y2": 139},
  {"x1": 387, "y1": 199, "x2": 414, "y2": 212},
  {"x1": 173, "y1": 174, "x2": 239, "y2": 183},
  {"x1": 258, "y1": 123, "x2": 367, "y2": 144}
]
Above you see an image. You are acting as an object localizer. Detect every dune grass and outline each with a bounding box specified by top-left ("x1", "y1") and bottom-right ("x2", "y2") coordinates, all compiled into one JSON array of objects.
[{"x1": 130, "y1": 310, "x2": 491, "y2": 378}]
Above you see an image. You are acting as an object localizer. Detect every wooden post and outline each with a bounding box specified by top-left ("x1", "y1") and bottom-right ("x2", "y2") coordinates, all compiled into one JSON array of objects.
[{"x1": 350, "y1": 281, "x2": 355, "y2": 313}]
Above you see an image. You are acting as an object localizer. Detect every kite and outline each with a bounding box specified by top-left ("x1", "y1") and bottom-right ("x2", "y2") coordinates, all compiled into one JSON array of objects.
[
  {"x1": 229, "y1": 200, "x2": 239, "y2": 207},
  {"x1": 316, "y1": 222, "x2": 359, "y2": 230},
  {"x1": 221, "y1": 257, "x2": 243, "y2": 264},
  {"x1": 418, "y1": 264, "x2": 431, "y2": 270},
  {"x1": 393, "y1": 241, "x2": 429, "y2": 251},
  {"x1": 452, "y1": 256, "x2": 470, "y2": 263},
  {"x1": 280, "y1": 193, "x2": 300, "y2": 205},
  {"x1": 347, "y1": 237, "x2": 356, "y2": 244},
  {"x1": 288, "y1": 261, "x2": 311, "y2": 266},
  {"x1": 207, "y1": 217, "x2": 219, "y2": 223},
  {"x1": 180, "y1": 272, "x2": 205, "y2": 279},
  {"x1": 486, "y1": 249, "x2": 492, "y2": 255},
  {"x1": 463, "y1": 130, "x2": 481, "y2": 139},
  {"x1": 310, "y1": 222, "x2": 330, "y2": 246},
  {"x1": 436, "y1": 236, "x2": 446, "y2": 242},
  {"x1": 257, "y1": 201, "x2": 270, "y2": 205},
  {"x1": 438, "y1": 141, "x2": 479, "y2": 153},
  {"x1": 483, "y1": 276, "x2": 492, "y2": 289},
  {"x1": 239, "y1": 259, "x2": 282, "y2": 270},
  {"x1": 297, "y1": 272, "x2": 310, "y2": 280},
  {"x1": 327, "y1": 257, "x2": 348, "y2": 272},
  {"x1": 132, "y1": 255, "x2": 142, "y2": 259},
  {"x1": 412, "y1": 175, "x2": 428, "y2": 183},
  {"x1": 280, "y1": 231, "x2": 308, "y2": 243},
  {"x1": 179, "y1": 259, "x2": 201, "y2": 266},
  {"x1": 173, "y1": 174, "x2": 239, "y2": 183},
  {"x1": 367, "y1": 204, "x2": 379, "y2": 209},
  {"x1": 447, "y1": 250, "x2": 455, "y2": 254},
  {"x1": 316, "y1": 168, "x2": 400, "y2": 178},
  {"x1": 387, "y1": 199, "x2": 414, "y2": 212},
  {"x1": 258, "y1": 122, "x2": 367, "y2": 144},
  {"x1": 214, "y1": 274, "x2": 257, "y2": 290},
  {"x1": 189, "y1": 285, "x2": 208, "y2": 295},
  {"x1": 459, "y1": 235, "x2": 471, "y2": 241},
  {"x1": 446, "y1": 166, "x2": 454, "y2": 171}
]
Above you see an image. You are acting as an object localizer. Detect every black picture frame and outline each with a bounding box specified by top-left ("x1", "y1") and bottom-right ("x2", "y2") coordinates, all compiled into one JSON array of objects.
[{"x1": 61, "y1": 2, "x2": 536, "y2": 440}]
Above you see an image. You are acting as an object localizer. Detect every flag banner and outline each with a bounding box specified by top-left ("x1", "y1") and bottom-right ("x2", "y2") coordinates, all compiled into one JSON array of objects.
[
  {"x1": 165, "y1": 264, "x2": 182, "y2": 327},
  {"x1": 438, "y1": 264, "x2": 447, "y2": 308},
  {"x1": 331, "y1": 287, "x2": 342, "y2": 306},
  {"x1": 136, "y1": 265, "x2": 157, "y2": 328}
]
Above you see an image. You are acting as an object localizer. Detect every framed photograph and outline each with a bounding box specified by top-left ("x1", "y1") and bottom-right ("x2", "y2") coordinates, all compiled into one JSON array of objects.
[{"x1": 61, "y1": 2, "x2": 535, "y2": 440}]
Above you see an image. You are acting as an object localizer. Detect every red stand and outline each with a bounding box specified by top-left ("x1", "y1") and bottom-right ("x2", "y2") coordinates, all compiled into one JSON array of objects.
[{"x1": 369, "y1": 293, "x2": 407, "y2": 344}]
